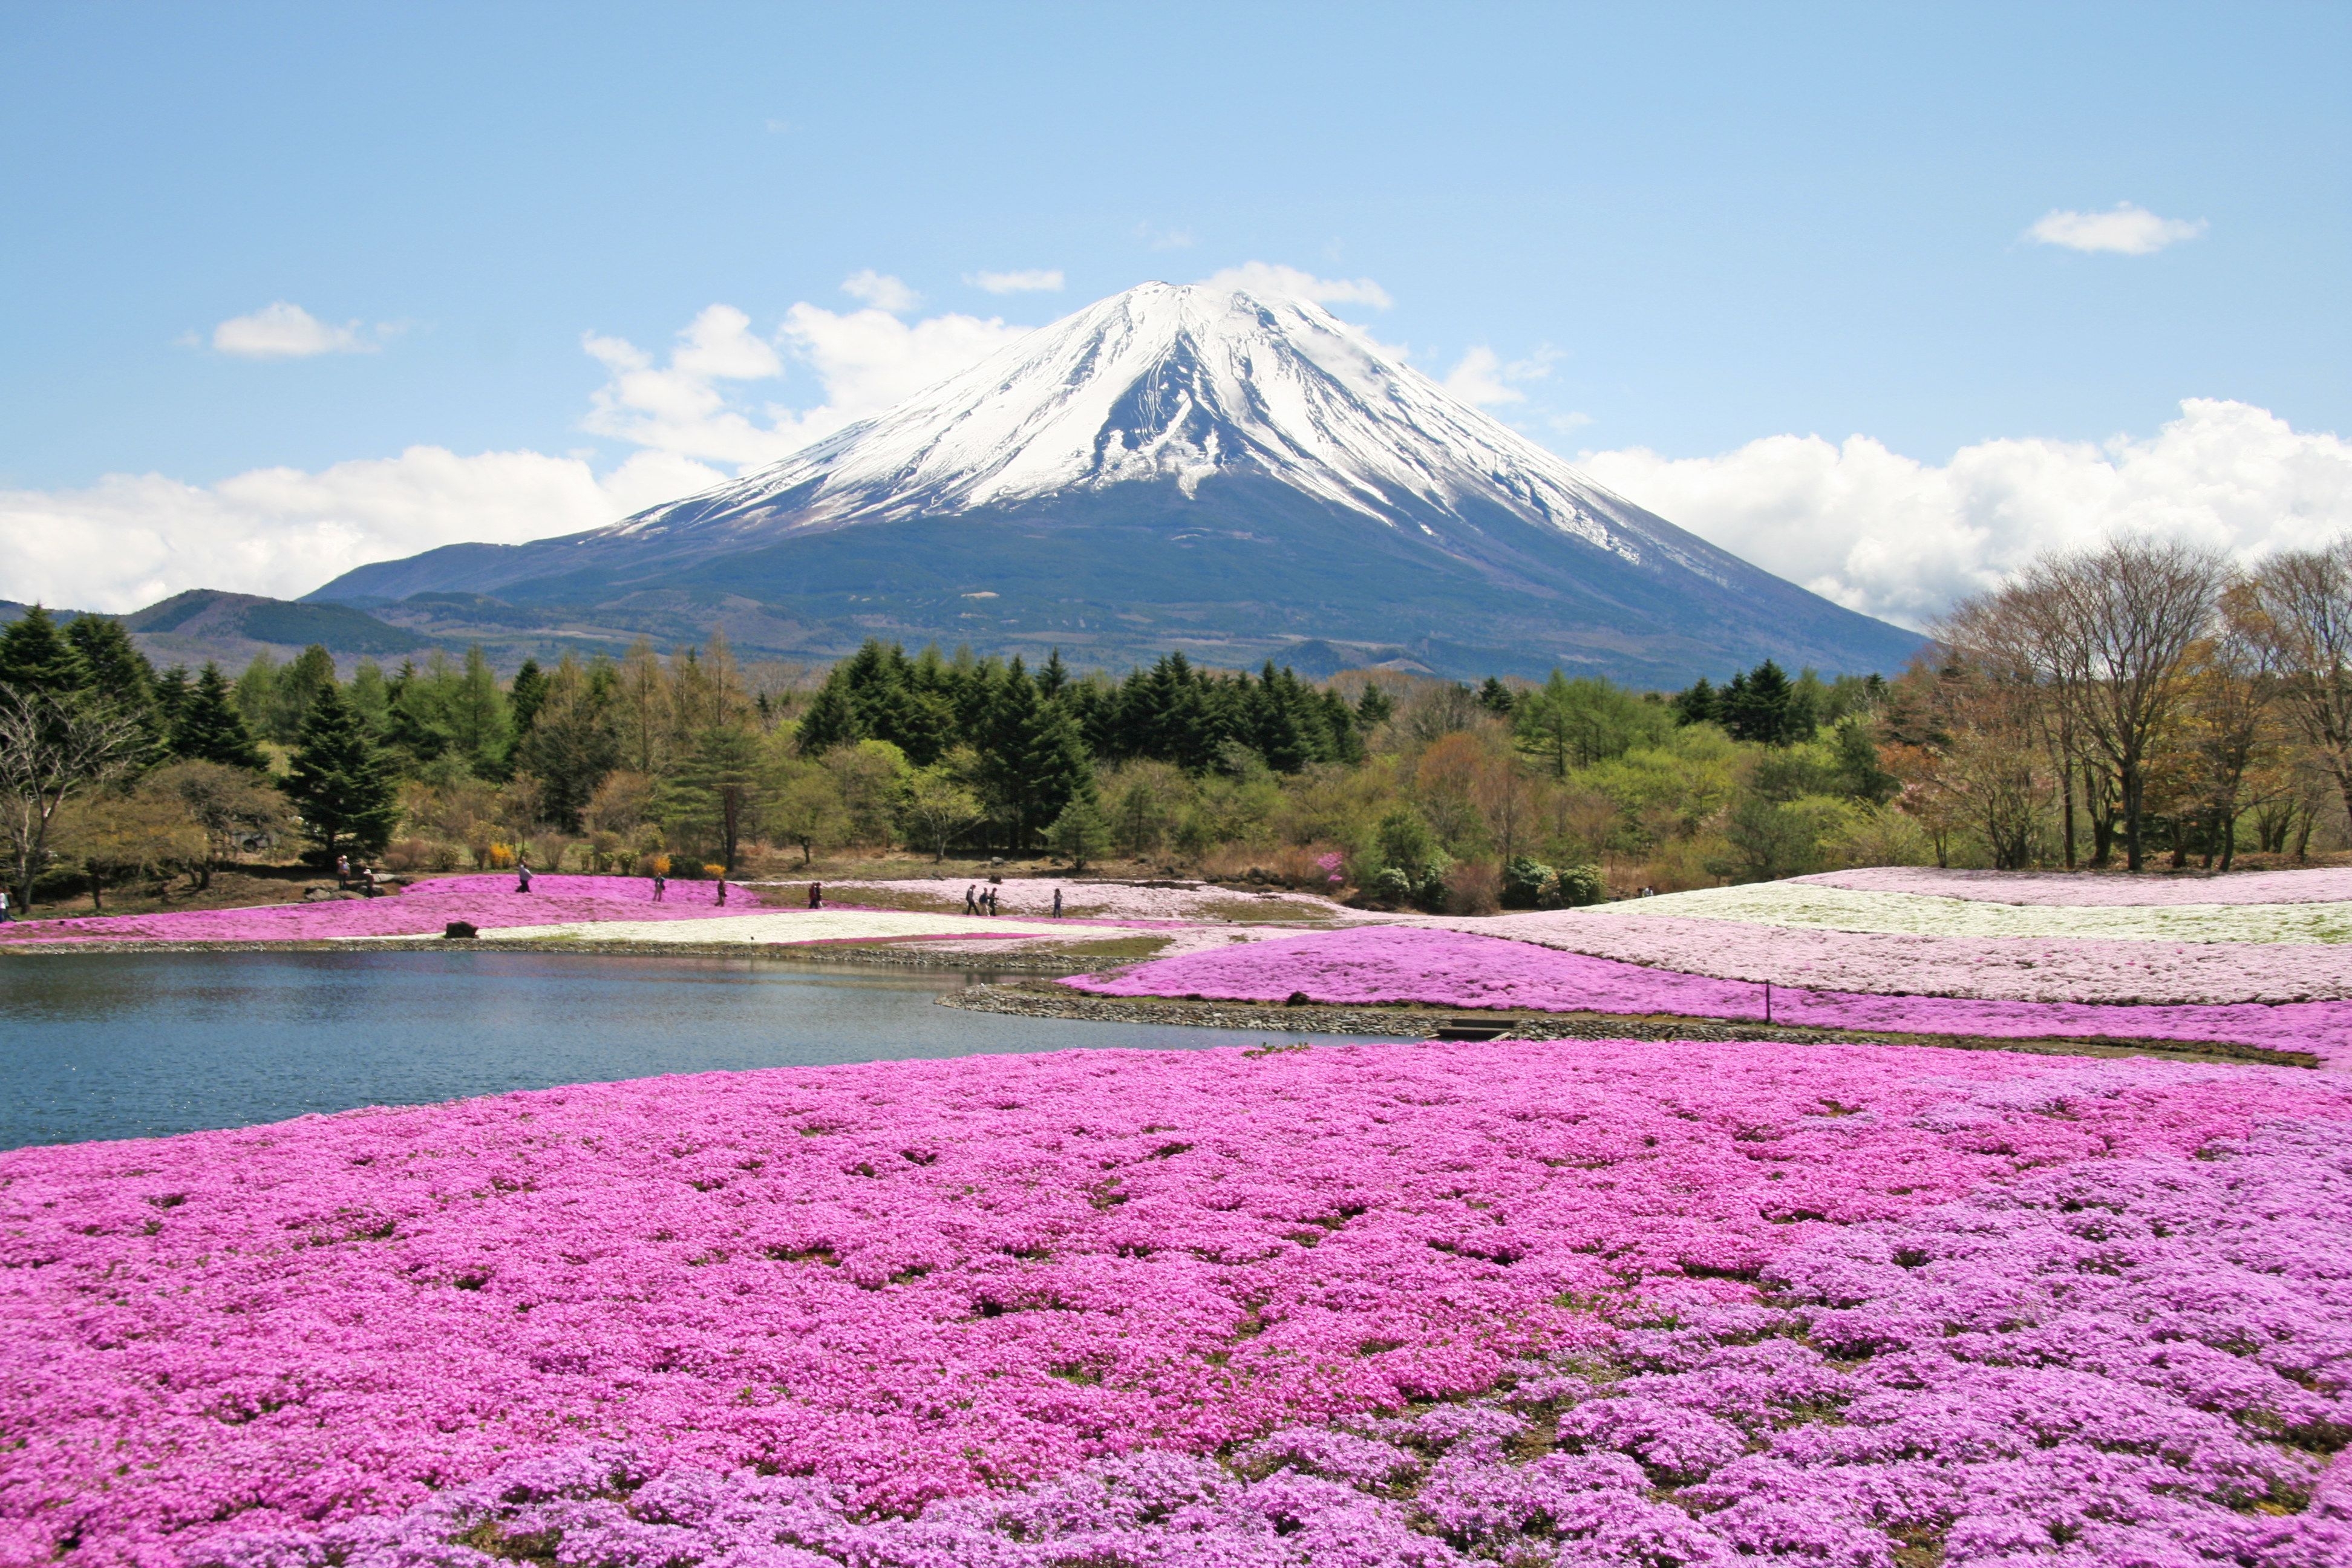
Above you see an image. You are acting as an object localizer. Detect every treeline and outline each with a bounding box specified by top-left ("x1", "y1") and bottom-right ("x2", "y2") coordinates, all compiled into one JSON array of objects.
[
  {"x1": 10, "y1": 533, "x2": 2341, "y2": 914},
  {"x1": 1908, "y1": 535, "x2": 2352, "y2": 871}
]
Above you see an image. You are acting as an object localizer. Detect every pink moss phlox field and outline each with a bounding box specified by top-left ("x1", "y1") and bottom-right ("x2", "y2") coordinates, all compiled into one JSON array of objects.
[
  {"x1": 11, "y1": 1042, "x2": 2347, "y2": 1566},
  {"x1": 1474, "y1": 909, "x2": 2352, "y2": 1005},
  {"x1": 166, "y1": 1110, "x2": 2352, "y2": 1567},
  {"x1": 1802, "y1": 864, "x2": 2352, "y2": 906},
  {"x1": 0, "y1": 874, "x2": 771, "y2": 944},
  {"x1": 1067, "y1": 925, "x2": 2352, "y2": 1065}
]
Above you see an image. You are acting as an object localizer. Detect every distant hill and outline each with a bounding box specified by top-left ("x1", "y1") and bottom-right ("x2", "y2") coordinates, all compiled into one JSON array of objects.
[
  {"x1": 122, "y1": 590, "x2": 433, "y2": 655},
  {"x1": 3, "y1": 590, "x2": 433, "y2": 673},
  {"x1": 310, "y1": 282, "x2": 1922, "y2": 685}
]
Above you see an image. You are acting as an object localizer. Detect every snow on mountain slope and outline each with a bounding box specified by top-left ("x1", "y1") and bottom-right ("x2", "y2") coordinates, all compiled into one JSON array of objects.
[{"x1": 601, "y1": 283, "x2": 1719, "y2": 580}]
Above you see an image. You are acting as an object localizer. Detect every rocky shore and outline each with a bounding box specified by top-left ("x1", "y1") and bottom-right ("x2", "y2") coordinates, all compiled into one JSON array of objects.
[{"x1": 939, "y1": 979, "x2": 2321, "y2": 1067}]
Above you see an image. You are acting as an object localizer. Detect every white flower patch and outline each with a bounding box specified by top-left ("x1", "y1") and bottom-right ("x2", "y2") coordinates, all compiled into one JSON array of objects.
[{"x1": 1625, "y1": 883, "x2": 2352, "y2": 945}]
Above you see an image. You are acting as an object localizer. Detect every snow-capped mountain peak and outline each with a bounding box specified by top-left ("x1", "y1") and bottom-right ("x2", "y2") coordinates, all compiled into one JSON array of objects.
[{"x1": 607, "y1": 282, "x2": 1693, "y2": 573}]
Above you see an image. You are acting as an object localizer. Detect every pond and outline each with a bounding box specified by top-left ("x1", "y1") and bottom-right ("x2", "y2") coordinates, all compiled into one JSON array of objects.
[{"x1": 0, "y1": 950, "x2": 1401, "y2": 1150}]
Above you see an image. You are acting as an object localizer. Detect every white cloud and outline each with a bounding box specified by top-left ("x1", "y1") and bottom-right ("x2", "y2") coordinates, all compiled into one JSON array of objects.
[
  {"x1": 967, "y1": 268, "x2": 1065, "y2": 294},
  {"x1": 1442, "y1": 344, "x2": 1558, "y2": 407},
  {"x1": 840, "y1": 270, "x2": 921, "y2": 313},
  {"x1": 578, "y1": 298, "x2": 1034, "y2": 469},
  {"x1": 1577, "y1": 399, "x2": 2352, "y2": 630},
  {"x1": 211, "y1": 301, "x2": 379, "y2": 358},
  {"x1": 0, "y1": 448, "x2": 719, "y2": 613},
  {"x1": 7, "y1": 289, "x2": 1040, "y2": 610},
  {"x1": 2025, "y1": 202, "x2": 2208, "y2": 255},
  {"x1": 1134, "y1": 223, "x2": 1195, "y2": 251},
  {"x1": 1200, "y1": 261, "x2": 1391, "y2": 309}
]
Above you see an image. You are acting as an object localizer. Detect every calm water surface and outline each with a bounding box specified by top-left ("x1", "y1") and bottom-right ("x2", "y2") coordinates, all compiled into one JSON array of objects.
[{"x1": 0, "y1": 951, "x2": 1398, "y2": 1150}]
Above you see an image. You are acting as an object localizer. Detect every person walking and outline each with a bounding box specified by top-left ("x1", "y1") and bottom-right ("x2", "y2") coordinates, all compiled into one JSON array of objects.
[
  {"x1": 716, "y1": 875, "x2": 728, "y2": 906},
  {"x1": 808, "y1": 881, "x2": 823, "y2": 909},
  {"x1": 985, "y1": 886, "x2": 999, "y2": 916},
  {"x1": 336, "y1": 854, "x2": 351, "y2": 888},
  {"x1": 516, "y1": 858, "x2": 533, "y2": 894},
  {"x1": 0, "y1": 886, "x2": 12, "y2": 922},
  {"x1": 1052, "y1": 887, "x2": 1063, "y2": 918},
  {"x1": 963, "y1": 884, "x2": 978, "y2": 915},
  {"x1": 653, "y1": 869, "x2": 667, "y2": 901}
]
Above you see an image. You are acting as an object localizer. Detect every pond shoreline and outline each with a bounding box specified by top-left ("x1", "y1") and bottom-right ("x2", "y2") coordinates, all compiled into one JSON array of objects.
[{"x1": 942, "y1": 979, "x2": 2322, "y2": 1069}]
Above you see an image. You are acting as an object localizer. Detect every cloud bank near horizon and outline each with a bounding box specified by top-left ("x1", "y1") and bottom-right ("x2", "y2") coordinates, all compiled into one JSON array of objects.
[{"x1": 5, "y1": 268, "x2": 2347, "y2": 636}]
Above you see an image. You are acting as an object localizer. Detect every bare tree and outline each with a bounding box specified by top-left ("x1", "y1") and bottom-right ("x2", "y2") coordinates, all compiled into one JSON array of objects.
[
  {"x1": 2023, "y1": 539, "x2": 2228, "y2": 871},
  {"x1": 2235, "y1": 538, "x2": 2352, "y2": 831},
  {"x1": 0, "y1": 689, "x2": 145, "y2": 910}
]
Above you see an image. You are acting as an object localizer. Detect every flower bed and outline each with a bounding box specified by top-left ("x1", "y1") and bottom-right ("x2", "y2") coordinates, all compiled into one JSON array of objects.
[
  {"x1": 1472, "y1": 909, "x2": 2352, "y2": 1005},
  {"x1": 1067, "y1": 925, "x2": 2352, "y2": 1065},
  {"x1": 187, "y1": 1120, "x2": 2352, "y2": 1568},
  {"x1": 7, "y1": 1041, "x2": 2343, "y2": 1567},
  {"x1": 1623, "y1": 881, "x2": 2352, "y2": 944},
  {"x1": 0, "y1": 875, "x2": 754, "y2": 945},
  {"x1": 1802, "y1": 863, "x2": 2352, "y2": 906}
]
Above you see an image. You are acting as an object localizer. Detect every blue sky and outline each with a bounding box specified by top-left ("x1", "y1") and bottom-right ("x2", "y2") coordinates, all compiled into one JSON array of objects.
[{"x1": 2, "y1": 2, "x2": 2347, "y2": 621}]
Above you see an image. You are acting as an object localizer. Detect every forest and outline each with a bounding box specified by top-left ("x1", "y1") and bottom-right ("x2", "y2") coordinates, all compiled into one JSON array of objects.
[{"x1": 2, "y1": 532, "x2": 2348, "y2": 914}]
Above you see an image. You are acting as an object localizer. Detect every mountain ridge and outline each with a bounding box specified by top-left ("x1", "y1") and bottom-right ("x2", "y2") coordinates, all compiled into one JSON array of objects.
[{"x1": 310, "y1": 283, "x2": 1921, "y2": 683}]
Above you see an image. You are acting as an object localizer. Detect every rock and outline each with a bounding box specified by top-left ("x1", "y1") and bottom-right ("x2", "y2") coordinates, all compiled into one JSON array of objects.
[{"x1": 443, "y1": 921, "x2": 479, "y2": 939}]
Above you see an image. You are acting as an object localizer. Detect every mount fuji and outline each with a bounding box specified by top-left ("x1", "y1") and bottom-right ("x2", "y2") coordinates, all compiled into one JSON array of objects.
[{"x1": 309, "y1": 283, "x2": 1919, "y2": 682}]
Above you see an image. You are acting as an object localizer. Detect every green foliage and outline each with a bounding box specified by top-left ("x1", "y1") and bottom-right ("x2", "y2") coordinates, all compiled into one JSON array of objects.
[
  {"x1": 1710, "y1": 792, "x2": 1855, "y2": 884},
  {"x1": 1500, "y1": 854, "x2": 1553, "y2": 909},
  {"x1": 0, "y1": 606, "x2": 91, "y2": 696},
  {"x1": 515, "y1": 655, "x2": 621, "y2": 829},
  {"x1": 282, "y1": 684, "x2": 399, "y2": 861},
  {"x1": 896, "y1": 765, "x2": 985, "y2": 862},
  {"x1": 171, "y1": 664, "x2": 267, "y2": 771},
  {"x1": 1366, "y1": 806, "x2": 1449, "y2": 908},
  {"x1": 1045, "y1": 793, "x2": 1112, "y2": 871},
  {"x1": 1515, "y1": 670, "x2": 1672, "y2": 776},
  {"x1": 1555, "y1": 863, "x2": 1604, "y2": 907},
  {"x1": 1475, "y1": 676, "x2": 1516, "y2": 717},
  {"x1": 508, "y1": 658, "x2": 549, "y2": 736},
  {"x1": 661, "y1": 724, "x2": 765, "y2": 872}
]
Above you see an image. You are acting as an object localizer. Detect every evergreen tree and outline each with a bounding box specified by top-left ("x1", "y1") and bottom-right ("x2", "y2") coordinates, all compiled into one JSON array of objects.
[
  {"x1": 270, "y1": 645, "x2": 338, "y2": 745},
  {"x1": 1355, "y1": 681, "x2": 1395, "y2": 728},
  {"x1": 282, "y1": 684, "x2": 399, "y2": 861},
  {"x1": 232, "y1": 652, "x2": 279, "y2": 739},
  {"x1": 1477, "y1": 676, "x2": 1517, "y2": 717},
  {"x1": 509, "y1": 658, "x2": 549, "y2": 736},
  {"x1": 517, "y1": 654, "x2": 621, "y2": 829},
  {"x1": 172, "y1": 664, "x2": 267, "y2": 769},
  {"x1": 665, "y1": 725, "x2": 765, "y2": 872},
  {"x1": 0, "y1": 606, "x2": 91, "y2": 696},
  {"x1": 153, "y1": 665, "x2": 193, "y2": 738},
  {"x1": 1045, "y1": 792, "x2": 1111, "y2": 871},
  {"x1": 64, "y1": 614, "x2": 160, "y2": 731},
  {"x1": 1721, "y1": 659, "x2": 1796, "y2": 746},
  {"x1": 345, "y1": 659, "x2": 393, "y2": 736},
  {"x1": 1670, "y1": 676, "x2": 1720, "y2": 727},
  {"x1": 794, "y1": 667, "x2": 861, "y2": 755}
]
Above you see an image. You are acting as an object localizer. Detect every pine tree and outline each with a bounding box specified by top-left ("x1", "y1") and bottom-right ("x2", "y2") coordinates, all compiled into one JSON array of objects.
[
  {"x1": 794, "y1": 668, "x2": 861, "y2": 755},
  {"x1": 64, "y1": 615, "x2": 160, "y2": 739},
  {"x1": 509, "y1": 658, "x2": 549, "y2": 735},
  {"x1": 1671, "y1": 676, "x2": 1720, "y2": 727},
  {"x1": 283, "y1": 684, "x2": 399, "y2": 861},
  {"x1": 0, "y1": 606, "x2": 91, "y2": 696},
  {"x1": 172, "y1": 664, "x2": 268, "y2": 769},
  {"x1": 1355, "y1": 681, "x2": 1395, "y2": 728},
  {"x1": 1477, "y1": 676, "x2": 1517, "y2": 718}
]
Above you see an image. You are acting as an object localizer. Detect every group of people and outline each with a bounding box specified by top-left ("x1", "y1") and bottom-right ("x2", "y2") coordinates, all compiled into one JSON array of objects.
[
  {"x1": 335, "y1": 855, "x2": 386, "y2": 896},
  {"x1": 960, "y1": 884, "x2": 1066, "y2": 917}
]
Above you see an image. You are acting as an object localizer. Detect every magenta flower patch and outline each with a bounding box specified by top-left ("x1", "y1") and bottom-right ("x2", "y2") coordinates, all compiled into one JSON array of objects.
[
  {"x1": 7, "y1": 1039, "x2": 2344, "y2": 1565},
  {"x1": 1067, "y1": 924, "x2": 2352, "y2": 1066}
]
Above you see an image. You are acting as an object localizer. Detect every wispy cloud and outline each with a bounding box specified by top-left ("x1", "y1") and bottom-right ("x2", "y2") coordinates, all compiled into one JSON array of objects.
[
  {"x1": 210, "y1": 302, "x2": 380, "y2": 359},
  {"x1": 2025, "y1": 202, "x2": 2207, "y2": 255},
  {"x1": 967, "y1": 269, "x2": 1065, "y2": 294},
  {"x1": 1442, "y1": 345, "x2": 1558, "y2": 407},
  {"x1": 1200, "y1": 261, "x2": 1391, "y2": 309},
  {"x1": 840, "y1": 270, "x2": 921, "y2": 313},
  {"x1": 1134, "y1": 221, "x2": 1195, "y2": 252}
]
